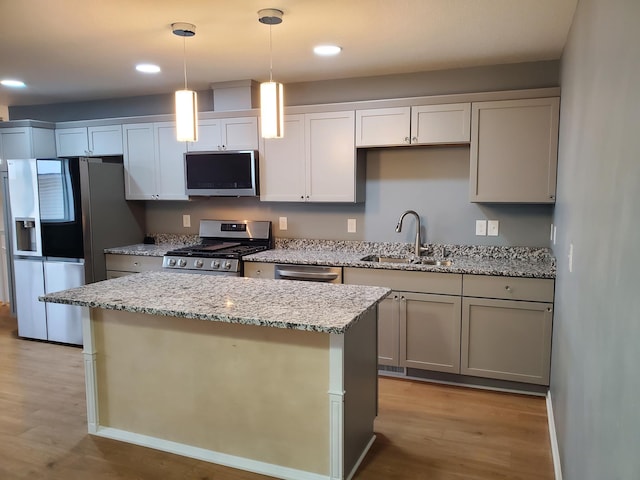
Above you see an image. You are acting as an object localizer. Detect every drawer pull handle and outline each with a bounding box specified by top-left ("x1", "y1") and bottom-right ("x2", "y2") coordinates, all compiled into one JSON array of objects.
[{"x1": 505, "y1": 285, "x2": 512, "y2": 292}]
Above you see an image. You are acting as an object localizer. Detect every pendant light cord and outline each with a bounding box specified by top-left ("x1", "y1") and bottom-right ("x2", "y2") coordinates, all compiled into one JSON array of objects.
[
  {"x1": 183, "y1": 36, "x2": 188, "y2": 89},
  {"x1": 269, "y1": 24, "x2": 273, "y2": 83}
]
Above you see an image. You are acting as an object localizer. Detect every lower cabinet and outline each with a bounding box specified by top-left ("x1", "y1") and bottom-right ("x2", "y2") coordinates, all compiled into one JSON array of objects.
[
  {"x1": 105, "y1": 254, "x2": 163, "y2": 279},
  {"x1": 461, "y1": 297, "x2": 553, "y2": 385},
  {"x1": 243, "y1": 262, "x2": 275, "y2": 279},
  {"x1": 401, "y1": 292, "x2": 462, "y2": 373}
]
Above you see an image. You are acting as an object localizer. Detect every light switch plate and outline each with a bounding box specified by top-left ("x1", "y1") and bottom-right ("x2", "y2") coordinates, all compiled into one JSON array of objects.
[
  {"x1": 279, "y1": 216, "x2": 288, "y2": 231},
  {"x1": 488, "y1": 220, "x2": 499, "y2": 236},
  {"x1": 182, "y1": 214, "x2": 191, "y2": 228},
  {"x1": 347, "y1": 218, "x2": 357, "y2": 233},
  {"x1": 475, "y1": 220, "x2": 487, "y2": 236}
]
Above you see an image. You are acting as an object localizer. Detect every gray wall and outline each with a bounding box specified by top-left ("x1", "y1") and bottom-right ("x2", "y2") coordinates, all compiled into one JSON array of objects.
[
  {"x1": 552, "y1": 0, "x2": 640, "y2": 479},
  {"x1": 146, "y1": 146, "x2": 553, "y2": 246},
  {"x1": 9, "y1": 61, "x2": 558, "y2": 122}
]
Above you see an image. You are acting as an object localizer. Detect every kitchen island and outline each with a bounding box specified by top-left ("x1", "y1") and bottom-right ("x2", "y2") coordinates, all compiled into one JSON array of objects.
[{"x1": 40, "y1": 272, "x2": 389, "y2": 480}]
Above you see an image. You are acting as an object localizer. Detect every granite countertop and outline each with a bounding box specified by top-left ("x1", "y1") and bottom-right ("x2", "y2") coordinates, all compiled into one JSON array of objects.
[
  {"x1": 244, "y1": 239, "x2": 556, "y2": 279},
  {"x1": 104, "y1": 243, "x2": 178, "y2": 256},
  {"x1": 39, "y1": 272, "x2": 390, "y2": 335}
]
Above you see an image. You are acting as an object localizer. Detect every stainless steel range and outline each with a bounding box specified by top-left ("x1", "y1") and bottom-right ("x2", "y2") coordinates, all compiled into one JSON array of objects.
[{"x1": 162, "y1": 220, "x2": 272, "y2": 276}]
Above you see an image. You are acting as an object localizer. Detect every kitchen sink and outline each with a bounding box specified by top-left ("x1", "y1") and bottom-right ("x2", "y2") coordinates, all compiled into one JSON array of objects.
[
  {"x1": 360, "y1": 255, "x2": 414, "y2": 264},
  {"x1": 359, "y1": 255, "x2": 453, "y2": 267},
  {"x1": 418, "y1": 259, "x2": 453, "y2": 267}
]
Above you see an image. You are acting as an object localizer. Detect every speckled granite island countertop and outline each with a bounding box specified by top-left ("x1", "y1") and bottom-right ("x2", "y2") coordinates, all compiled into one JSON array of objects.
[
  {"x1": 244, "y1": 239, "x2": 556, "y2": 279},
  {"x1": 40, "y1": 271, "x2": 390, "y2": 334}
]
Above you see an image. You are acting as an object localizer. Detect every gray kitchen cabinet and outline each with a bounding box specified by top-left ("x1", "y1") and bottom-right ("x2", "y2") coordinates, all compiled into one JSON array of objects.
[
  {"x1": 123, "y1": 122, "x2": 187, "y2": 200},
  {"x1": 344, "y1": 267, "x2": 462, "y2": 372},
  {"x1": 55, "y1": 125, "x2": 123, "y2": 157},
  {"x1": 243, "y1": 262, "x2": 275, "y2": 279},
  {"x1": 187, "y1": 116, "x2": 258, "y2": 152},
  {"x1": 260, "y1": 111, "x2": 364, "y2": 203},
  {"x1": 400, "y1": 292, "x2": 462, "y2": 373},
  {"x1": 105, "y1": 254, "x2": 163, "y2": 279},
  {"x1": 469, "y1": 97, "x2": 560, "y2": 203},
  {"x1": 461, "y1": 275, "x2": 554, "y2": 385},
  {"x1": 355, "y1": 103, "x2": 471, "y2": 147},
  {"x1": 0, "y1": 126, "x2": 56, "y2": 160}
]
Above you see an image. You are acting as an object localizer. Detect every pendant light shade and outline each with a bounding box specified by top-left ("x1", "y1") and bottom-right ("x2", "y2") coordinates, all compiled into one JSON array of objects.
[
  {"x1": 258, "y1": 9, "x2": 284, "y2": 139},
  {"x1": 260, "y1": 81, "x2": 283, "y2": 139},
  {"x1": 172, "y1": 22, "x2": 198, "y2": 142},
  {"x1": 175, "y1": 89, "x2": 198, "y2": 142}
]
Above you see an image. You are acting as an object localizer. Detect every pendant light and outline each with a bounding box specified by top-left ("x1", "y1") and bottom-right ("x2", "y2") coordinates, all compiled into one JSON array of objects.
[
  {"x1": 172, "y1": 22, "x2": 198, "y2": 142},
  {"x1": 258, "y1": 9, "x2": 284, "y2": 139}
]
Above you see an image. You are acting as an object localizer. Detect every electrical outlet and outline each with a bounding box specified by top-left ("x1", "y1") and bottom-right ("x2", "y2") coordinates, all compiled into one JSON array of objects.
[
  {"x1": 488, "y1": 220, "x2": 499, "y2": 236},
  {"x1": 475, "y1": 220, "x2": 487, "y2": 236},
  {"x1": 279, "y1": 216, "x2": 288, "y2": 231},
  {"x1": 182, "y1": 214, "x2": 191, "y2": 228},
  {"x1": 347, "y1": 218, "x2": 357, "y2": 233}
]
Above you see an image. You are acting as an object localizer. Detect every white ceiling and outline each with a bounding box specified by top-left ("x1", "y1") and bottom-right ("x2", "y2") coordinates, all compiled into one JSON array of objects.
[{"x1": 0, "y1": 0, "x2": 577, "y2": 108}]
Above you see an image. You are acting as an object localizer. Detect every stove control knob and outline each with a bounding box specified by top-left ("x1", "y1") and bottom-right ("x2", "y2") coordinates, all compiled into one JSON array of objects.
[
  {"x1": 223, "y1": 261, "x2": 232, "y2": 270},
  {"x1": 168, "y1": 258, "x2": 176, "y2": 267},
  {"x1": 194, "y1": 259, "x2": 204, "y2": 268},
  {"x1": 211, "y1": 260, "x2": 220, "y2": 269},
  {"x1": 178, "y1": 259, "x2": 187, "y2": 267}
]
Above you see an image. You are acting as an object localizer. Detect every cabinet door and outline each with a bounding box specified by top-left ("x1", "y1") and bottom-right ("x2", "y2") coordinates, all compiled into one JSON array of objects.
[
  {"x1": 88, "y1": 125, "x2": 123, "y2": 155},
  {"x1": 470, "y1": 97, "x2": 560, "y2": 203},
  {"x1": 43, "y1": 261, "x2": 84, "y2": 345},
  {"x1": 243, "y1": 262, "x2": 275, "y2": 279},
  {"x1": 14, "y1": 259, "x2": 47, "y2": 340},
  {"x1": 461, "y1": 298, "x2": 553, "y2": 385},
  {"x1": 154, "y1": 122, "x2": 188, "y2": 200},
  {"x1": 123, "y1": 123, "x2": 156, "y2": 200},
  {"x1": 305, "y1": 111, "x2": 357, "y2": 202},
  {"x1": 55, "y1": 127, "x2": 89, "y2": 156},
  {"x1": 400, "y1": 292, "x2": 462, "y2": 374},
  {"x1": 0, "y1": 127, "x2": 31, "y2": 159},
  {"x1": 189, "y1": 119, "x2": 223, "y2": 152},
  {"x1": 411, "y1": 103, "x2": 470, "y2": 144},
  {"x1": 355, "y1": 107, "x2": 410, "y2": 147},
  {"x1": 222, "y1": 117, "x2": 259, "y2": 150},
  {"x1": 378, "y1": 294, "x2": 400, "y2": 366},
  {"x1": 260, "y1": 114, "x2": 306, "y2": 201}
]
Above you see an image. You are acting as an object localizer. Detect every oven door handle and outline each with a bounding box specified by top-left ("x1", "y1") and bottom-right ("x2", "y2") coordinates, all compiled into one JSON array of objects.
[{"x1": 275, "y1": 269, "x2": 340, "y2": 282}]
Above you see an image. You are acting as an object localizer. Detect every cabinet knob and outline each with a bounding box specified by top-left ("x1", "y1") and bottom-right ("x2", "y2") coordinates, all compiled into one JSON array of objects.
[
  {"x1": 505, "y1": 285, "x2": 512, "y2": 292},
  {"x1": 411, "y1": 136, "x2": 418, "y2": 143},
  {"x1": 300, "y1": 195, "x2": 304, "y2": 199},
  {"x1": 133, "y1": 262, "x2": 139, "y2": 266},
  {"x1": 546, "y1": 307, "x2": 553, "y2": 312},
  {"x1": 404, "y1": 136, "x2": 410, "y2": 144}
]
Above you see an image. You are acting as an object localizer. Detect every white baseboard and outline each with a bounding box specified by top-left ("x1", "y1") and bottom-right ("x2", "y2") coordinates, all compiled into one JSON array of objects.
[
  {"x1": 94, "y1": 426, "x2": 328, "y2": 480},
  {"x1": 546, "y1": 391, "x2": 563, "y2": 480}
]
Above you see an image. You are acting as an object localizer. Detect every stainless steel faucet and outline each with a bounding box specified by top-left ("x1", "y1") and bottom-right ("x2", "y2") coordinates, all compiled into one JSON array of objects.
[{"x1": 395, "y1": 210, "x2": 426, "y2": 256}]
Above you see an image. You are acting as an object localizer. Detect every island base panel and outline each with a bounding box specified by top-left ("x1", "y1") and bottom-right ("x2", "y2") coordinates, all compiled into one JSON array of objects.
[{"x1": 93, "y1": 309, "x2": 331, "y2": 475}]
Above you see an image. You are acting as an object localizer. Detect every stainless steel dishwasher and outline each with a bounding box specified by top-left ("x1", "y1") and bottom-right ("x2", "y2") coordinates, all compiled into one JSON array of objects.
[{"x1": 274, "y1": 264, "x2": 342, "y2": 283}]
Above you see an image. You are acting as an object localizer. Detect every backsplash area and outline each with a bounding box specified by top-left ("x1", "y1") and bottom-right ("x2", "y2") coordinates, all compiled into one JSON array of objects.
[{"x1": 145, "y1": 146, "x2": 554, "y2": 248}]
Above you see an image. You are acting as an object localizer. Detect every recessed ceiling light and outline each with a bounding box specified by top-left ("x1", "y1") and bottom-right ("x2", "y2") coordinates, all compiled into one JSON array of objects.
[
  {"x1": 1, "y1": 79, "x2": 26, "y2": 88},
  {"x1": 136, "y1": 64, "x2": 161, "y2": 74},
  {"x1": 313, "y1": 45, "x2": 342, "y2": 56}
]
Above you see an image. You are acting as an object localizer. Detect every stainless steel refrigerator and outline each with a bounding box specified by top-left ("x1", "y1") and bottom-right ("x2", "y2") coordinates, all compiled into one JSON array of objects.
[{"x1": 6, "y1": 157, "x2": 144, "y2": 345}]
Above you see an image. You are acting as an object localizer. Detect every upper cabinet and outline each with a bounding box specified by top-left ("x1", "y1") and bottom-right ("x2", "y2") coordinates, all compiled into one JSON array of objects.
[
  {"x1": 188, "y1": 116, "x2": 258, "y2": 152},
  {"x1": 355, "y1": 103, "x2": 471, "y2": 147},
  {"x1": 55, "y1": 125, "x2": 123, "y2": 157},
  {"x1": 260, "y1": 110, "x2": 364, "y2": 203},
  {"x1": 123, "y1": 122, "x2": 187, "y2": 201},
  {"x1": 0, "y1": 127, "x2": 56, "y2": 160},
  {"x1": 469, "y1": 97, "x2": 560, "y2": 203}
]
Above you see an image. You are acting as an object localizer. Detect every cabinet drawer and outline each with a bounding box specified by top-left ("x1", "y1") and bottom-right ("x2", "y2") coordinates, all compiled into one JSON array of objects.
[
  {"x1": 244, "y1": 262, "x2": 275, "y2": 279},
  {"x1": 463, "y1": 275, "x2": 554, "y2": 302},
  {"x1": 344, "y1": 267, "x2": 462, "y2": 295},
  {"x1": 105, "y1": 254, "x2": 163, "y2": 273}
]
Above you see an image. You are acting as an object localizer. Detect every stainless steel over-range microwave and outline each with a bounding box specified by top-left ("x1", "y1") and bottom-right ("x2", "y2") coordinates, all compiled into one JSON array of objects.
[{"x1": 184, "y1": 150, "x2": 259, "y2": 197}]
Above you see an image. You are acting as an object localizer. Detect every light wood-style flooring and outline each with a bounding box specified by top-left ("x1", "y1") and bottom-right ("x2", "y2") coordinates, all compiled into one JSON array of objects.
[{"x1": 0, "y1": 305, "x2": 554, "y2": 479}]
